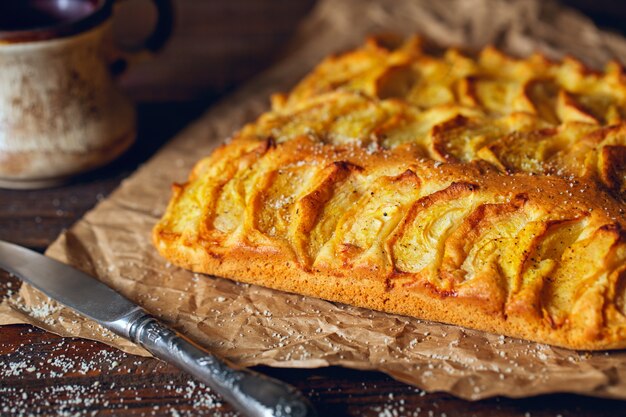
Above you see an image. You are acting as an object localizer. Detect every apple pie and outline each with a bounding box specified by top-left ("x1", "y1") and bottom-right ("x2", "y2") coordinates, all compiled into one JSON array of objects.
[{"x1": 154, "y1": 37, "x2": 626, "y2": 350}]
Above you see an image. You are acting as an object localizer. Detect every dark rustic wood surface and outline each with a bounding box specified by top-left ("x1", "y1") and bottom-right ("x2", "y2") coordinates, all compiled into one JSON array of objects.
[
  {"x1": 116, "y1": 0, "x2": 319, "y2": 101},
  {"x1": 3, "y1": 100, "x2": 626, "y2": 417},
  {"x1": 3, "y1": 1, "x2": 626, "y2": 416}
]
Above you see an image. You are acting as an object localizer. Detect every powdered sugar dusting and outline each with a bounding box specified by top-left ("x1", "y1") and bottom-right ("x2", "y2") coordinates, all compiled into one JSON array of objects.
[{"x1": 0, "y1": 327, "x2": 236, "y2": 417}]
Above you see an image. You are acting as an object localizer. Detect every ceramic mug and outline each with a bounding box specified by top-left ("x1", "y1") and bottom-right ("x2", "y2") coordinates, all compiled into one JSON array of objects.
[{"x1": 0, "y1": 0, "x2": 173, "y2": 189}]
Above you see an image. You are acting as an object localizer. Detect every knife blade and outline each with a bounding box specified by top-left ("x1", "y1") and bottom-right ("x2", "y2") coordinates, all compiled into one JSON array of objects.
[{"x1": 0, "y1": 240, "x2": 317, "y2": 417}]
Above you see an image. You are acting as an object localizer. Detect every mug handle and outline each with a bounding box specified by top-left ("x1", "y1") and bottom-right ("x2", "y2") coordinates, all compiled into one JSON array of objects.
[
  {"x1": 110, "y1": 0, "x2": 174, "y2": 75},
  {"x1": 135, "y1": 0, "x2": 174, "y2": 53}
]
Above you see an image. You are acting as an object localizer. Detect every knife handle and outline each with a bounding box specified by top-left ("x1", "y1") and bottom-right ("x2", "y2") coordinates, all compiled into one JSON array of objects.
[{"x1": 129, "y1": 315, "x2": 317, "y2": 417}]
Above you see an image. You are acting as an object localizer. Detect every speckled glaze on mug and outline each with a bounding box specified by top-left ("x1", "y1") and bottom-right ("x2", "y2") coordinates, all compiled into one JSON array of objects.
[{"x1": 0, "y1": 0, "x2": 172, "y2": 189}]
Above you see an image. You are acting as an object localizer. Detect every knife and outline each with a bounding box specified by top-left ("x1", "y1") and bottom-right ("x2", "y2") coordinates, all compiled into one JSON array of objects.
[{"x1": 0, "y1": 240, "x2": 317, "y2": 417}]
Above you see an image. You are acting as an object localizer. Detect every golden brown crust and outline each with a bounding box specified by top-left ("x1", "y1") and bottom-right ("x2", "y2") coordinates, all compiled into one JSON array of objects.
[{"x1": 154, "y1": 37, "x2": 626, "y2": 350}]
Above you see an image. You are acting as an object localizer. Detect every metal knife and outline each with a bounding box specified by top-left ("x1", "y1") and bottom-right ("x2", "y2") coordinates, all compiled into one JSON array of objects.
[{"x1": 0, "y1": 240, "x2": 317, "y2": 417}]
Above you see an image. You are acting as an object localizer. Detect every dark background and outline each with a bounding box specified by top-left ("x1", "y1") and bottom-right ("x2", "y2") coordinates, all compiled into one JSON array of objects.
[{"x1": 114, "y1": 0, "x2": 625, "y2": 102}]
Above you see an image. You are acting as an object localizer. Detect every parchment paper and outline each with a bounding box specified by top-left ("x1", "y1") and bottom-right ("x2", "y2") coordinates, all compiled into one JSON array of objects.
[{"x1": 3, "y1": 0, "x2": 626, "y2": 401}]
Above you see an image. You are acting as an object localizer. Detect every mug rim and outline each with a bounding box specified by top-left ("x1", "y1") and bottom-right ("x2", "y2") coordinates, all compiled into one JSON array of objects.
[{"x1": 0, "y1": 0, "x2": 114, "y2": 42}]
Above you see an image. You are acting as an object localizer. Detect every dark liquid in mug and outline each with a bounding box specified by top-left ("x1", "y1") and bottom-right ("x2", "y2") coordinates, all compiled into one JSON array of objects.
[{"x1": 0, "y1": 0, "x2": 100, "y2": 31}]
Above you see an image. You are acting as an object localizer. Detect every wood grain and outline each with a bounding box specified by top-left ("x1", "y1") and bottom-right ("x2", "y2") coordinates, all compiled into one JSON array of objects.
[
  {"x1": 3, "y1": 315, "x2": 626, "y2": 417},
  {"x1": 116, "y1": 0, "x2": 318, "y2": 101},
  {"x1": 2, "y1": 102, "x2": 626, "y2": 417}
]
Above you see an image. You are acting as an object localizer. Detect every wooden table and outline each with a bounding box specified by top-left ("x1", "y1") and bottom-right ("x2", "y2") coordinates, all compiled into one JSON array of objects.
[
  {"x1": 3, "y1": 1, "x2": 626, "y2": 415},
  {"x1": 3, "y1": 100, "x2": 626, "y2": 417}
]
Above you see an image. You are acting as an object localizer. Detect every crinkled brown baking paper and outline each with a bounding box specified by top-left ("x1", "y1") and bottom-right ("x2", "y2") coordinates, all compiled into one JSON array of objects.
[{"x1": 3, "y1": 0, "x2": 626, "y2": 401}]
